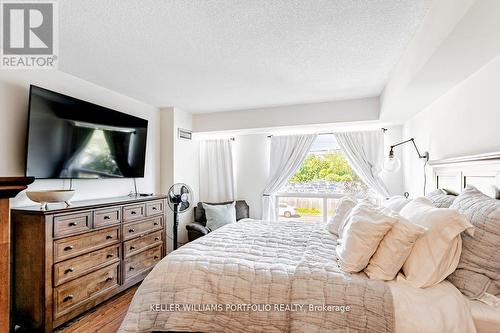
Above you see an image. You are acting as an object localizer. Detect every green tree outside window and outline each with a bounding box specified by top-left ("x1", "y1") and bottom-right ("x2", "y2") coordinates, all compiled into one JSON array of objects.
[{"x1": 290, "y1": 151, "x2": 362, "y2": 184}]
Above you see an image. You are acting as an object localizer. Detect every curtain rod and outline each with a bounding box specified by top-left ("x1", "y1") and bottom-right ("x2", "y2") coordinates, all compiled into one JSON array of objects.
[
  {"x1": 267, "y1": 128, "x2": 387, "y2": 138},
  {"x1": 199, "y1": 137, "x2": 235, "y2": 141}
]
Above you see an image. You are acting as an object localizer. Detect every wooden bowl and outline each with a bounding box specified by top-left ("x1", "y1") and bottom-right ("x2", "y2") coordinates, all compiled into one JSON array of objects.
[{"x1": 26, "y1": 190, "x2": 76, "y2": 210}]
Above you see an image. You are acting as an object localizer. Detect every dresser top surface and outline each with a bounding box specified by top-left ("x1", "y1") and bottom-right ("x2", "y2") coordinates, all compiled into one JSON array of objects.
[{"x1": 12, "y1": 194, "x2": 167, "y2": 215}]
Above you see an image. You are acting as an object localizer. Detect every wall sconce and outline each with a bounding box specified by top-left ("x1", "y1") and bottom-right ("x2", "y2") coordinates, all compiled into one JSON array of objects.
[{"x1": 384, "y1": 138, "x2": 429, "y2": 173}]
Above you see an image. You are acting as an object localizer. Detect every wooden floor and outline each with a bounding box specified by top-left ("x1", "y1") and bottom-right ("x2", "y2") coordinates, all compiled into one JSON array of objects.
[{"x1": 53, "y1": 285, "x2": 138, "y2": 333}]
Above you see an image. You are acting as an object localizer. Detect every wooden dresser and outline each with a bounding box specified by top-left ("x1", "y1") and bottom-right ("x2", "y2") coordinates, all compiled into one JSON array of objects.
[{"x1": 11, "y1": 195, "x2": 168, "y2": 332}]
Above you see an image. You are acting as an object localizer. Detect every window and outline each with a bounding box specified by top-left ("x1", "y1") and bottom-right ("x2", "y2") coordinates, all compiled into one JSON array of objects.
[{"x1": 277, "y1": 134, "x2": 370, "y2": 222}]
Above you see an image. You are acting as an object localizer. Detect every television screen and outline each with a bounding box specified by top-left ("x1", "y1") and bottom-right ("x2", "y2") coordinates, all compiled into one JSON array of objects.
[{"x1": 25, "y1": 85, "x2": 148, "y2": 179}]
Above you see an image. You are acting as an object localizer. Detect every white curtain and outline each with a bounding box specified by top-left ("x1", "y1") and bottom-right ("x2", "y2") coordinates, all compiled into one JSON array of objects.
[
  {"x1": 262, "y1": 134, "x2": 317, "y2": 220},
  {"x1": 199, "y1": 139, "x2": 235, "y2": 202},
  {"x1": 334, "y1": 130, "x2": 389, "y2": 198}
]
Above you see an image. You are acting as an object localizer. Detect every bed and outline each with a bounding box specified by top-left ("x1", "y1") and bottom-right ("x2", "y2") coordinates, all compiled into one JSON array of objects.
[
  {"x1": 119, "y1": 219, "x2": 475, "y2": 333},
  {"x1": 119, "y1": 152, "x2": 500, "y2": 332},
  {"x1": 429, "y1": 152, "x2": 500, "y2": 333}
]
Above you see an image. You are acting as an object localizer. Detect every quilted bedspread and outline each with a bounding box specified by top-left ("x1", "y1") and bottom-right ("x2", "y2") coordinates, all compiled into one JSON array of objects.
[{"x1": 119, "y1": 219, "x2": 394, "y2": 333}]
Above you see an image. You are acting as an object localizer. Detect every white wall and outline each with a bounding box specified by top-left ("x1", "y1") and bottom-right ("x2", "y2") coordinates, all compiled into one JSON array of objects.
[
  {"x1": 380, "y1": 125, "x2": 405, "y2": 196},
  {"x1": 159, "y1": 107, "x2": 199, "y2": 249},
  {"x1": 159, "y1": 108, "x2": 175, "y2": 194},
  {"x1": 379, "y1": 0, "x2": 500, "y2": 197},
  {"x1": 193, "y1": 97, "x2": 379, "y2": 133},
  {"x1": 173, "y1": 108, "x2": 199, "y2": 245},
  {"x1": 233, "y1": 134, "x2": 270, "y2": 219},
  {"x1": 0, "y1": 70, "x2": 161, "y2": 207},
  {"x1": 382, "y1": 0, "x2": 482, "y2": 121},
  {"x1": 403, "y1": 53, "x2": 500, "y2": 197}
]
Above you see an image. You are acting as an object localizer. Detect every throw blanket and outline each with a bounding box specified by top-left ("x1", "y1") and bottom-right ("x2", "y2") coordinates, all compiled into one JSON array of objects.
[{"x1": 119, "y1": 220, "x2": 394, "y2": 333}]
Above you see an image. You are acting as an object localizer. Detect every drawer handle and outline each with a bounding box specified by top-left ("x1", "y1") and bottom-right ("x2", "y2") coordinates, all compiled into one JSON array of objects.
[
  {"x1": 69, "y1": 222, "x2": 78, "y2": 227},
  {"x1": 154, "y1": 237, "x2": 160, "y2": 241},
  {"x1": 105, "y1": 276, "x2": 113, "y2": 282},
  {"x1": 152, "y1": 207, "x2": 157, "y2": 211},
  {"x1": 154, "y1": 255, "x2": 159, "y2": 260},
  {"x1": 129, "y1": 228, "x2": 135, "y2": 233},
  {"x1": 64, "y1": 246, "x2": 74, "y2": 251},
  {"x1": 106, "y1": 254, "x2": 114, "y2": 258},
  {"x1": 103, "y1": 215, "x2": 110, "y2": 220},
  {"x1": 130, "y1": 211, "x2": 137, "y2": 215},
  {"x1": 129, "y1": 266, "x2": 135, "y2": 271},
  {"x1": 63, "y1": 295, "x2": 74, "y2": 302},
  {"x1": 154, "y1": 222, "x2": 159, "y2": 226},
  {"x1": 64, "y1": 267, "x2": 75, "y2": 274},
  {"x1": 106, "y1": 235, "x2": 113, "y2": 240},
  {"x1": 130, "y1": 246, "x2": 135, "y2": 250}
]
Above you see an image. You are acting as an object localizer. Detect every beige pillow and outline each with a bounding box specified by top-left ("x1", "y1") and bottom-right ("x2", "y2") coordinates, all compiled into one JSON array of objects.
[
  {"x1": 327, "y1": 196, "x2": 357, "y2": 235},
  {"x1": 382, "y1": 195, "x2": 411, "y2": 213},
  {"x1": 336, "y1": 203, "x2": 396, "y2": 273},
  {"x1": 365, "y1": 213, "x2": 426, "y2": 281},
  {"x1": 399, "y1": 197, "x2": 474, "y2": 288}
]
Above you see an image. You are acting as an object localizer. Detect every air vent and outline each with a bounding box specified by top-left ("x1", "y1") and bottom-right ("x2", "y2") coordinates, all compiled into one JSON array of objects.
[{"x1": 178, "y1": 128, "x2": 192, "y2": 140}]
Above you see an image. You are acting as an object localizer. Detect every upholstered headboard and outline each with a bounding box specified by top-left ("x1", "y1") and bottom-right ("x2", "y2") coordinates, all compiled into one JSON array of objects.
[
  {"x1": 194, "y1": 200, "x2": 250, "y2": 226},
  {"x1": 429, "y1": 152, "x2": 500, "y2": 199}
]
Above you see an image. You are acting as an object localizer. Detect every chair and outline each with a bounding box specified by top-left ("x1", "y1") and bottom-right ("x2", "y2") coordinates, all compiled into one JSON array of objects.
[{"x1": 185, "y1": 200, "x2": 250, "y2": 242}]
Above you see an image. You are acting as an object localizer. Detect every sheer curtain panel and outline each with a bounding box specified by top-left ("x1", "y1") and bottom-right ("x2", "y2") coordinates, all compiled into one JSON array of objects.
[
  {"x1": 334, "y1": 130, "x2": 389, "y2": 198},
  {"x1": 199, "y1": 139, "x2": 235, "y2": 202},
  {"x1": 262, "y1": 134, "x2": 317, "y2": 220}
]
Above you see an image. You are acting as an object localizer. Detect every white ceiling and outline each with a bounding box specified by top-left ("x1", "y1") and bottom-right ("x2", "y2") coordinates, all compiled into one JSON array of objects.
[{"x1": 59, "y1": 0, "x2": 432, "y2": 113}]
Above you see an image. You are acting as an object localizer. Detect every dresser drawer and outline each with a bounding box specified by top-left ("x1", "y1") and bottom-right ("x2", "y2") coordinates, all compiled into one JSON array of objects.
[
  {"x1": 124, "y1": 245, "x2": 162, "y2": 282},
  {"x1": 123, "y1": 204, "x2": 145, "y2": 222},
  {"x1": 53, "y1": 211, "x2": 92, "y2": 238},
  {"x1": 54, "y1": 262, "x2": 119, "y2": 319},
  {"x1": 123, "y1": 217, "x2": 163, "y2": 240},
  {"x1": 54, "y1": 227, "x2": 120, "y2": 262},
  {"x1": 94, "y1": 207, "x2": 121, "y2": 228},
  {"x1": 146, "y1": 200, "x2": 164, "y2": 216},
  {"x1": 53, "y1": 245, "x2": 120, "y2": 286},
  {"x1": 124, "y1": 230, "x2": 163, "y2": 258}
]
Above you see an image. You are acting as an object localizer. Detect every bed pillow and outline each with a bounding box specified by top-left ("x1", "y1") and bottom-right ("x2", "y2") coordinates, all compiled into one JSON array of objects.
[
  {"x1": 426, "y1": 189, "x2": 457, "y2": 208},
  {"x1": 327, "y1": 196, "x2": 357, "y2": 235},
  {"x1": 365, "y1": 213, "x2": 426, "y2": 281},
  {"x1": 336, "y1": 203, "x2": 396, "y2": 273},
  {"x1": 382, "y1": 195, "x2": 411, "y2": 213},
  {"x1": 399, "y1": 197, "x2": 474, "y2": 288},
  {"x1": 202, "y1": 202, "x2": 236, "y2": 231},
  {"x1": 447, "y1": 187, "x2": 500, "y2": 302}
]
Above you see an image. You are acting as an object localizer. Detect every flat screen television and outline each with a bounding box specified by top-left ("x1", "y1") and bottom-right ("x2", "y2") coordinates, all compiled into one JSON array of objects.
[{"x1": 25, "y1": 85, "x2": 148, "y2": 179}]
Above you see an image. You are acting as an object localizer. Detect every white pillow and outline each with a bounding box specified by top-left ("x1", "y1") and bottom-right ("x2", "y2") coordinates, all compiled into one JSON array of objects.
[
  {"x1": 382, "y1": 195, "x2": 411, "y2": 213},
  {"x1": 365, "y1": 213, "x2": 426, "y2": 281},
  {"x1": 327, "y1": 196, "x2": 357, "y2": 235},
  {"x1": 398, "y1": 197, "x2": 474, "y2": 288},
  {"x1": 336, "y1": 203, "x2": 396, "y2": 273},
  {"x1": 202, "y1": 202, "x2": 236, "y2": 231}
]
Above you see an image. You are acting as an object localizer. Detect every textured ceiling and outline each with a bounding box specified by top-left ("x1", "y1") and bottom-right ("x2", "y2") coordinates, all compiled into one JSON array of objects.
[{"x1": 59, "y1": 0, "x2": 432, "y2": 113}]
